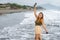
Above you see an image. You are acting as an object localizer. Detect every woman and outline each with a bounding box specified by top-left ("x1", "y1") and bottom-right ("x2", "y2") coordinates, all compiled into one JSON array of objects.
[{"x1": 34, "y1": 3, "x2": 48, "y2": 40}]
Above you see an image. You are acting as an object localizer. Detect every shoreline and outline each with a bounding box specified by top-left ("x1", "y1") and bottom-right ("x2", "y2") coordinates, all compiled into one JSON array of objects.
[{"x1": 0, "y1": 9, "x2": 33, "y2": 15}]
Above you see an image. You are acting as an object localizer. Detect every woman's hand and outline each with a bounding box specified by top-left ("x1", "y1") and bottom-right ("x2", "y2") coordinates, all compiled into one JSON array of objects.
[
  {"x1": 46, "y1": 32, "x2": 48, "y2": 34},
  {"x1": 34, "y1": 3, "x2": 37, "y2": 6},
  {"x1": 34, "y1": 3, "x2": 37, "y2": 18}
]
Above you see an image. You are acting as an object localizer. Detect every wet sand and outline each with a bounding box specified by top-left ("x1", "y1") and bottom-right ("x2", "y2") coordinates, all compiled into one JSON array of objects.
[{"x1": 0, "y1": 9, "x2": 33, "y2": 14}]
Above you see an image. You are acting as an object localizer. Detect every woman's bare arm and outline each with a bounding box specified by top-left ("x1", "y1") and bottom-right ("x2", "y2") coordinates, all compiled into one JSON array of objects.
[
  {"x1": 34, "y1": 3, "x2": 37, "y2": 18},
  {"x1": 42, "y1": 20, "x2": 48, "y2": 32}
]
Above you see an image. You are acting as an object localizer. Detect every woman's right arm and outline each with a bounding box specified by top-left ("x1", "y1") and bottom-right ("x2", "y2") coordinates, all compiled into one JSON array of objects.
[{"x1": 34, "y1": 3, "x2": 37, "y2": 18}]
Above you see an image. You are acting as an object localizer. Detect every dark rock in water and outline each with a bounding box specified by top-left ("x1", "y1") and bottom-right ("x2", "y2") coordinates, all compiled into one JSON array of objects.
[
  {"x1": 47, "y1": 23, "x2": 60, "y2": 27},
  {"x1": 53, "y1": 24, "x2": 59, "y2": 27},
  {"x1": 0, "y1": 13, "x2": 3, "y2": 15},
  {"x1": 0, "y1": 38, "x2": 10, "y2": 40}
]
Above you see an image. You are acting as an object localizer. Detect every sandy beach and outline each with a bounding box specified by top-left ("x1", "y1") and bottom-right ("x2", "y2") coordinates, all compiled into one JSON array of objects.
[{"x1": 0, "y1": 9, "x2": 33, "y2": 14}]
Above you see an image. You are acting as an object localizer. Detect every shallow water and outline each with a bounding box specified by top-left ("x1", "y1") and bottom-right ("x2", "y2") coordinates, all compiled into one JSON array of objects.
[
  {"x1": 0, "y1": 12, "x2": 25, "y2": 29},
  {"x1": 0, "y1": 10, "x2": 60, "y2": 40}
]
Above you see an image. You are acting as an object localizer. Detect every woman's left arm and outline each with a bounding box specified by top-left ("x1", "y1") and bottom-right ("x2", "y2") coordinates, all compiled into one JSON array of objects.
[{"x1": 42, "y1": 20, "x2": 48, "y2": 33}]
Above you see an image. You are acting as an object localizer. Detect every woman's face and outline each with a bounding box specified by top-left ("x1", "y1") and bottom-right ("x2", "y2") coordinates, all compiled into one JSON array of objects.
[{"x1": 38, "y1": 13, "x2": 42, "y2": 18}]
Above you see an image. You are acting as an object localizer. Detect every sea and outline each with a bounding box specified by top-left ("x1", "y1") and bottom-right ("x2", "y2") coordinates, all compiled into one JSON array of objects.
[{"x1": 0, "y1": 10, "x2": 60, "y2": 40}]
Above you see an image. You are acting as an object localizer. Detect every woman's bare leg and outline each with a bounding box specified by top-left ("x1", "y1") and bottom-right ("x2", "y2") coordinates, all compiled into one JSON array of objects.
[
  {"x1": 39, "y1": 34, "x2": 42, "y2": 40},
  {"x1": 35, "y1": 34, "x2": 39, "y2": 40},
  {"x1": 35, "y1": 34, "x2": 42, "y2": 40}
]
